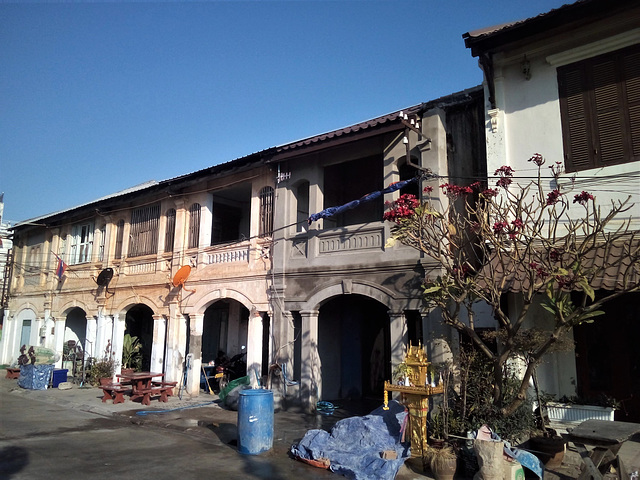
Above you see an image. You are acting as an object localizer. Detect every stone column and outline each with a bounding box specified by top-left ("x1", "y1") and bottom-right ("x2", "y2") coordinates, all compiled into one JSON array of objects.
[
  {"x1": 85, "y1": 315, "x2": 97, "y2": 359},
  {"x1": 54, "y1": 317, "x2": 66, "y2": 368},
  {"x1": 246, "y1": 310, "x2": 264, "y2": 388},
  {"x1": 187, "y1": 313, "x2": 203, "y2": 395},
  {"x1": 111, "y1": 314, "x2": 126, "y2": 376},
  {"x1": 165, "y1": 301, "x2": 187, "y2": 385},
  {"x1": 300, "y1": 310, "x2": 320, "y2": 413},
  {"x1": 95, "y1": 310, "x2": 113, "y2": 362},
  {"x1": 150, "y1": 314, "x2": 167, "y2": 373},
  {"x1": 388, "y1": 310, "x2": 408, "y2": 369}
]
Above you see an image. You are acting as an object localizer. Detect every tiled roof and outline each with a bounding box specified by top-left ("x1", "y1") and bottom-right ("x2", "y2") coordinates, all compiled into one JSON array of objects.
[{"x1": 462, "y1": 0, "x2": 632, "y2": 55}]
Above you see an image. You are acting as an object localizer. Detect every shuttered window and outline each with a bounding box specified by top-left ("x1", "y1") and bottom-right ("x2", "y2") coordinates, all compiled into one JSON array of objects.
[
  {"x1": 70, "y1": 222, "x2": 94, "y2": 264},
  {"x1": 128, "y1": 204, "x2": 160, "y2": 257},
  {"x1": 114, "y1": 220, "x2": 124, "y2": 259},
  {"x1": 164, "y1": 209, "x2": 176, "y2": 253},
  {"x1": 259, "y1": 186, "x2": 274, "y2": 237},
  {"x1": 558, "y1": 44, "x2": 640, "y2": 172},
  {"x1": 188, "y1": 203, "x2": 201, "y2": 249}
]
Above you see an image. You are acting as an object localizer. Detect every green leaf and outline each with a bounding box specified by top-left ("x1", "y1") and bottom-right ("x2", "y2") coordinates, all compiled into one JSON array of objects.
[{"x1": 423, "y1": 285, "x2": 442, "y2": 294}]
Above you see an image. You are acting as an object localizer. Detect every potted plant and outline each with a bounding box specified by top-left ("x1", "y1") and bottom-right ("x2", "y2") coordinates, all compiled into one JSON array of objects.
[
  {"x1": 89, "y1": 340, "x2": 118, "y2": 386},
  {"x1": 121, "y1": 333, "x2": 142, "y2": 374},
  {"x1": 424, "y1": 444, "x2": 457, "y2": 480}
]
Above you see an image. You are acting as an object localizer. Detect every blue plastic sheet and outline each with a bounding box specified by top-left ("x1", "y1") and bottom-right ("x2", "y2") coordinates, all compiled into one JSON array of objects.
[
  {"x1": 18, "y1": 364, "x2": 55, "y2": 390},
  {"x1": 291, "y1": 400, "x2": 410, "y2": 480}
]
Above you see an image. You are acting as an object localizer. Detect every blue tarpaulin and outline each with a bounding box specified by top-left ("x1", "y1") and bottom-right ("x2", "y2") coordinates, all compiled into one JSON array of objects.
[
  {"x1": 18, "y1": 364, "x2": 55, "y2": 390},
  {"x1": 291, "y1": 400, "x2": 410, "y2": 480}
]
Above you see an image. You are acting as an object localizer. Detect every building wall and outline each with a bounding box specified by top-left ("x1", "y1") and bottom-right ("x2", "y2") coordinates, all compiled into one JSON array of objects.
[{"x1": 478, "y1": 6, "x2": 640, "y2": 401}]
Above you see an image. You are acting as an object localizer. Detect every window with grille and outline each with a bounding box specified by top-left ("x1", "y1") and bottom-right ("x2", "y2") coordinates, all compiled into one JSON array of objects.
[
  {"x1": 259, "y1": 186, "x2": 274, "y2": 237},
  {"x1": 114, "y1": 220, "x2": 124, "y2": 259},
  {"x1": 165, "y1": 209, "x2": 176, "y2": 253},
  {"x1": 98, "y1": 225, "x2": 106, "y2": 262},
  {"x1": 69, "y1": 222, "x2": 94, "y2": 264},
  {"x1": 188, "y1": 203, "x2": 201, "y2": 249},
  {"x1": 128, "y1": 204, "x2": 160, "y2": 257},
  {"x1": 558, "y1": 44, "x2": 640, "y2": 172}
]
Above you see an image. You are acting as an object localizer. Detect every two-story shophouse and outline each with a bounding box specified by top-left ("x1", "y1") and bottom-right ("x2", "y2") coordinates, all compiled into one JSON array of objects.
[
  {"x1": 464, "y1": 0, "x2": 640, "y2": 420},
  {"x1": 1, "y1": 157, "x2": 276, "y2": 396},
  {"x1": 266, "y1": 88, "x2": 486, "y2": 411},
  {"x1": 1, "y1": 87, "x2": 486, "y2": 409}
]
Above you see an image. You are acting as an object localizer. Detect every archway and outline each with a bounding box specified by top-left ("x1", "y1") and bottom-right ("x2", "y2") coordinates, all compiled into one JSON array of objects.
[
  {"x1": 64, "y1": 307, "x2": 87, "y2": 350},
  {"x1": 318, "y1": 295, "x2": 390, "y2": 405},
  {"x1": 202, "y1": 299, "x2": 249, "y2": 364},
  {"x1": 125, "y1": 304, "x2": 154, "y2": 371}
]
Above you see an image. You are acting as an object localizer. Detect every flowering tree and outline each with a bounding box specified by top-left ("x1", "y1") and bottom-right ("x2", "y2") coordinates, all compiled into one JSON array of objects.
[{"x1": 385, "y1": 154, "x2": 640, "y2": 417}]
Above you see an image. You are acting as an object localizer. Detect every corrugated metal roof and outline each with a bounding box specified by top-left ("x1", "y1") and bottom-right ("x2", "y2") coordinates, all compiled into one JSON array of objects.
[
  {"x1": 462, "y1": 0, "x2": 628, "y2": 55},
  {"x1": 12, "y1": 88, "x2": 481, "y2": 227}
]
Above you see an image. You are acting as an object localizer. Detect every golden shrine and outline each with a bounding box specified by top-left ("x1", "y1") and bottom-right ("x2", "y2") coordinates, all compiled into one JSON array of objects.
[{"x1": 383, "y1": 342, "x2": 444, "y2": 460}]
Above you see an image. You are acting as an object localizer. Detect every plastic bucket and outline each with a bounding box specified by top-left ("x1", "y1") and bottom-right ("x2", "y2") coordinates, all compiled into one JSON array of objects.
[{"x1": 237, "y1": 389, "x2": 274, "y2": 455}]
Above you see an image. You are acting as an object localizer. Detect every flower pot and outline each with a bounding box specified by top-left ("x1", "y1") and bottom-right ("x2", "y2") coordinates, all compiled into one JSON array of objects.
[
  {"x1": 528, "y1": 435, "x2": 566, "y2": 469},
  {"x1": 431, "y1": 455, "x2": 457, "y2": 480},
  {"x1": 99, "y1": 377, "x2": 112, "y2": 386}
]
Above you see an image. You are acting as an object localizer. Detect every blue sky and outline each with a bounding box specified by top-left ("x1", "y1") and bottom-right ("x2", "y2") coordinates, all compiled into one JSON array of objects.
[{"x1": 0, "y1": 0, "x2": 569, "y2": 224}]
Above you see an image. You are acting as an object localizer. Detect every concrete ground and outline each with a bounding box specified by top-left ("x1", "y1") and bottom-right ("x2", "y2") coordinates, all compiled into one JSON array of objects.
[{"x1": 0, "y1": 374, "x2": 638, "y2": 479}]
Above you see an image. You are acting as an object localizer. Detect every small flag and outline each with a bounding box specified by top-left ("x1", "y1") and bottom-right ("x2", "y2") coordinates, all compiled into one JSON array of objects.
[{"x1": 55, "y1": 257, "x2": 67, "y2": 280}]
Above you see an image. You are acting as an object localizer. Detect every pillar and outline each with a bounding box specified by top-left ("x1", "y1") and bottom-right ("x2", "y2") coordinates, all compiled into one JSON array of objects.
[
  {"x1": 151, "y1": 314, "x2": 166, "y2": 374},
  {"x1": 54, "y1": 317, "x2": 65, "y2": 368},
  {"x1": 389, "y1": 311, "x2": 408, "y2": 369},
  {"x1": 112, "y1": 314, "x2": 125, "y2": 376},
  {"x1": 300, "y1": 310, "x2": 320, "y2": 413},
  {"x1": 85, "y1": 315, "x2": 97, "y2": 359},
  {"x1": 246, "y1": 309, "x2": 264, "y2": 388},
  {"x1": 165, "y1": 302, "x2": 187, "y2": 385},
  {"x1": 187, "y1": 312, "x2": 203, "y2": 395}
]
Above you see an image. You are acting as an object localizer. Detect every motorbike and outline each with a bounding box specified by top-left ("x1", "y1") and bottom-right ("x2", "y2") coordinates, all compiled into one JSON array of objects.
[{"x1": 214, "y1": 348, "x2": 247, "y2": 392}]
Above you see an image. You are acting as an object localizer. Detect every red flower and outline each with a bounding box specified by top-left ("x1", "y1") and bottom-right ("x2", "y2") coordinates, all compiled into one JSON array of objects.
[
  {"x1": 573, "y1": 191, "x2": 594, "y2": 206},
  {"x1": 383, "y1": 194, "x2": 420, "y2": 222},
  {"x1": 423, "y1": 185, "x2": 434, "y2": 194},
  {"x1": 546, "y1": 189, "x2": 562, "y2": 206},
  {"x1": 528, "y1": 154, "x2": 545, "y2": 166},
  {"x1": 493, "y1": 221, "x2": 508, "y2": 235}
]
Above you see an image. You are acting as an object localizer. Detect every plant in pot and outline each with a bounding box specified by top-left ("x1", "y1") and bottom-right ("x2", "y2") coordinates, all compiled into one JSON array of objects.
[
  {"x1": 121, "y1": 333, "x2": 142, "y2": 374},
  {"x1": 424, "y1": 444, "x2": 457, "y2": 480},
  {"x1": 89, "y1": 340, "x2": 118, "y2": 386}
]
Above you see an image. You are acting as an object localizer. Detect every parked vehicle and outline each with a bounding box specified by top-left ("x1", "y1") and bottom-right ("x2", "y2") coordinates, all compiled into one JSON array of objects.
[{"x1": 214, "y1": 347, "x2": 247, "y2": 392}]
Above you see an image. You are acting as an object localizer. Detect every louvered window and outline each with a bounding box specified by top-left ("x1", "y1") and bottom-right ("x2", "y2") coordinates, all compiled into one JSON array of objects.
[
  {"x1": 558, "y1": 44, "x2": 640, "y2": 172},
  {"x1": 128, "y1": 204, "x2": 160, "y2": 257},
  {"x1": 114, "y1": 220, "x2": 124, "y2": 259},
  {"x1": 259, "y1": 186, "x2": 274, "y2": 237},
  {"x1": 165, "y1": 209, "x2": 176, "y2": 253},
  {"x1": 188, "y1": 203, "x2": 201, "y2": 249}
]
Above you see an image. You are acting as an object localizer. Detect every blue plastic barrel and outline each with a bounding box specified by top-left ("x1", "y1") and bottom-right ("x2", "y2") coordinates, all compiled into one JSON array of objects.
[{"x1": 237, "y1": 389, "x2": 274, "y2": 455}]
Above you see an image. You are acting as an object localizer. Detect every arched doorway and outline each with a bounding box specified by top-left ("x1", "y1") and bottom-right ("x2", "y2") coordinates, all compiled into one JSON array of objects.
[
  {"x1": 318, "y1": 295, "x2": 390, "y2": 404},
  {"x1": 64, "y1": 307, "x2": 87, "y2": 350},
  {"x1": 202, "y1": 299, "x2": 249, "y2": 364},
  {"x1": 125, "y1": 304, "x2": 154, "y2": 371}
]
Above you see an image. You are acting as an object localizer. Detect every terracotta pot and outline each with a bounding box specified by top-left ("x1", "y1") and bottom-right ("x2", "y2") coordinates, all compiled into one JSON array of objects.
[
  {"x1": 121, "y1": 368, "x2": 134, "y2": 376},
  {"x1": 529, "y1": 435, "x2": 566, "y2": 469},
  {"x1": 431, "y1": 455, "x2": 457, "y2": 480}
]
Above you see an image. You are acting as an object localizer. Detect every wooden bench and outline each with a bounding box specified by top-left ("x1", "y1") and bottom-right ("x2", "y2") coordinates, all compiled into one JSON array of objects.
[
  {"x1": 5, "y1": 368, "x2": 20, "y2": 379},
  {"x1": 100, "y1": 383, "x2": 132, "y2": 404},
  {"x1": 134, "y1": 382, "x2": 177, "y2": 405}
]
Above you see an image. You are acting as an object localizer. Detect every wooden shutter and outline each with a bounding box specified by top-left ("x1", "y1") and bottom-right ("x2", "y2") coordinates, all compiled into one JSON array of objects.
[{"x1": 558, "y1": 44, "x2": 640, "y2": 172}]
